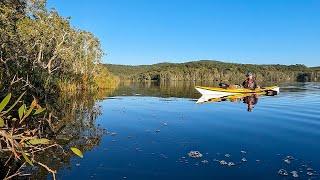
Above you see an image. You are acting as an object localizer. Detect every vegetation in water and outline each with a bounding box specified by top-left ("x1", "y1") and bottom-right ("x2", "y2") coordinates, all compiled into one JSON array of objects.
[
  {"x1": 0, "y1": 0, "x2": 116, "y2": 179},
  {"x1": 0, "y1": 92, "x2": 58, "y2": 179},
  {"x1": 0, "y1": 89, "x2": 111, "y2": 179}
]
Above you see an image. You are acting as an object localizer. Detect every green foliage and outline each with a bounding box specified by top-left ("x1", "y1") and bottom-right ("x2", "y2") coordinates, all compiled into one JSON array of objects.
[
  {"x1": 18, "y1": 104, "x2": 25, "y2": 119},
  {"x1": 3, "y1": 91, "x2": 26, "y2": 114},
  {"x1": 27, "y1": 138, "x2": 50, "y2": 145},
  {"x1": 33, "y1": 107, "x2": 46, "y2": 115},
  {"x1": 105, "y1": 60, "x2": 320, "y2": 83},
  {"x1": 0, "y1": 117, "x2": 4, "y2": 127},
  {"x1": 22, "y1": 151, "x2": 34, "y2": 166},
  {"x1": 0, "y1": 0, "x2": 117, "y2": 96},
  {"x1": 0, "y1": 1, "x2": 113, "y2": 178},
  {"x1": 0, "y1": 92, "x2": 51, "y2": 168},
  {"x1": 93, "y1": 65, "x2": 119, "y2": 89},
  {"x1": 20, "y1": 100, "x2": 36, "y2": 123},
  {"x1": 0, "y1": 93, "x2": 11, "y2": 112}
]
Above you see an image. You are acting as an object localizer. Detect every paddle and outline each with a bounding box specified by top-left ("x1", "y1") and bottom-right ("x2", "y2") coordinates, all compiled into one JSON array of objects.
[{"x1": 265, "y1": 90, "x2": 278, "y2": 96}]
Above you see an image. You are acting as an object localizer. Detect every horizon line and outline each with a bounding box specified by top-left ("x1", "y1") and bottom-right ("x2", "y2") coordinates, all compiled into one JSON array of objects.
[{"x1": 103, "y1": 59, "x2": 319, "y2": 68}]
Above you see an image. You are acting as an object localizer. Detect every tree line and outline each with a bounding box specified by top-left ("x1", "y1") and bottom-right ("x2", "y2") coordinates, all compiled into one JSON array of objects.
[
  {"x1": 0, "y1": 0, "x2": 118, "y2": 98},
  {"x1": 105, "y1": 60, "x2": 320, "y2": 84}
]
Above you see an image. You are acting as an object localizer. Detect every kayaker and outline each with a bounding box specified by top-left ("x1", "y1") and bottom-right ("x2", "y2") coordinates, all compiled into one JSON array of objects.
[{"x1": 242, "y1": 72, "x2": 258, "y2": 89}]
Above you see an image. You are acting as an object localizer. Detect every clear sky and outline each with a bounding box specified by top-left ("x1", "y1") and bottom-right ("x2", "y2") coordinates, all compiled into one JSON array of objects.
[{"x1": 46, "y1": 0, "x2": 319, "y2": 66}]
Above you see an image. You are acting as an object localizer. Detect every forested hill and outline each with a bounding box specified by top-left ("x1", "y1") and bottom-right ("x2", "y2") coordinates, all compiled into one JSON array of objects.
[{"x1": 104, "y1": 60, "x2": 320, "y2": 83}]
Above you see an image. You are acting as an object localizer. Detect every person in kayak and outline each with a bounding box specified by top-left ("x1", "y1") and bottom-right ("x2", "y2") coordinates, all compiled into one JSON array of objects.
[{"x1": 242, "y1": 72, "x2": 258, "y2": 89}]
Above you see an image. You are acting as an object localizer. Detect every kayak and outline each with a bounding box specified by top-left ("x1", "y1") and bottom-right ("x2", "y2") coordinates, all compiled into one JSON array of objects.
[
  {"x1": 195, "y1": 86, "x2": 280, "y2": 96},
  {"x1": 195, "y1": 85, "x2": 280, "y2": 103}
]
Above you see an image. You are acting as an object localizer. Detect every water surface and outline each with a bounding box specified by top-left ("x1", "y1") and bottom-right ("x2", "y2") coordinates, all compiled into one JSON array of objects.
[{"x1": 57, "y1": 82, "x2": 320, "y2": 179}]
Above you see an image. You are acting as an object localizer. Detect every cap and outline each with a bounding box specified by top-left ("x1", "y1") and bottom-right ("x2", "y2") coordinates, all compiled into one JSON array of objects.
[{"x1": 246, "y1": 72, "x2": 253, "y2": 77}]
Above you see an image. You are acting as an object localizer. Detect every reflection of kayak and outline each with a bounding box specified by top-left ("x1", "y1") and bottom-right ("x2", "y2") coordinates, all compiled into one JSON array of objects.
[{"x1": 195, "y1": 86, "x2": 279, "y2": 103}]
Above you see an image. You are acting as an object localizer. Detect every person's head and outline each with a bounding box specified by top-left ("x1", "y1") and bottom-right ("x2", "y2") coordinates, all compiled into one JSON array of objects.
[{"x1": 246, "y1": 72, "x2": 253, "y2": 80}]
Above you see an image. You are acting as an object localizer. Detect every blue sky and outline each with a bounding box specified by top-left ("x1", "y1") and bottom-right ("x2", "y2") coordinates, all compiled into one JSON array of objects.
[{"x1": 47, "y1": 0, "x2": 319, "y2": 66}]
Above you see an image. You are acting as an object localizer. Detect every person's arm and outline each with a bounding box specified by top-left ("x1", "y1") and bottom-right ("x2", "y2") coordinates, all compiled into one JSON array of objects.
[{"x1": 242, "y1": 80, "x2": 246, "y2": 88}]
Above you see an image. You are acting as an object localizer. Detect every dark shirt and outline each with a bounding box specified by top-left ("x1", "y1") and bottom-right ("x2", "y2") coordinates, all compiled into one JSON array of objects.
[{"x1": 242, "y1": 79, "x2": 257, "y2": 89}]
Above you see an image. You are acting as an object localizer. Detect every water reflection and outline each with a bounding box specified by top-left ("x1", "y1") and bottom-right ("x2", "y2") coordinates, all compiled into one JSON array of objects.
[
  {"x1": 62, "y1": 81, "x2": 319, "y2": 179},
  {"x1": 110, "y1": 81, "x2": 283, "y2": 112},
  {"x1": 243, "y1": 94, "x2": 258, "y2": 112},
  {"x1": 108, "y1": 81, "x2": 282, "y2": 99},
  {"x1": 2, "y1": 82, "x2": 317, "y2": 178},
  {"x1": 196, "y1": 93, "x2": 261, "y2": 112},
  {"x1": 106, "y1": 81, "x2": 220, "y2": 99},
  {"x1": 0, "y1": 88, "x2": 116, "y2": 179}
]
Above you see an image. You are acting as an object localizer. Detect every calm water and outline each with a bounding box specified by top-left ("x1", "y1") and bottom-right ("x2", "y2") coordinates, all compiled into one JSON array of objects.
[{"x1": 57, "y1": 82, "x2": 320, "y2": 179}]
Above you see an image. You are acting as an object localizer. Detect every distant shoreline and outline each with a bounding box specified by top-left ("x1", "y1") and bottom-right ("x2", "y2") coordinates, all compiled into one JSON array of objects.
[
  {"x1": 105, "y1": 60, "x2": 319, "y2": 68},
  {"x1": 104, "y1": 60, "x2": 320, "y2": 83}
]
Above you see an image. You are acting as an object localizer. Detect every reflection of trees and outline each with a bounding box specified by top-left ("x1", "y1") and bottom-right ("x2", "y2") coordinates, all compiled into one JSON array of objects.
[
  {"x1": 0, "y1": 88, "x2": 116, "y2": 179},
  {"x1": 109, "y1": 81, "x2": 219, "y2": 99},
  {"x1": 109, "y1": 81, "x2": 279, "y2": 100}
]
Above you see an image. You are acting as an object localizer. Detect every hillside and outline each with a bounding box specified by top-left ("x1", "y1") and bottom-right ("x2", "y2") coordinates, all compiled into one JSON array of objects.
[{"x1": 105, "y1": 60, "x2": 320, "y2": 83}]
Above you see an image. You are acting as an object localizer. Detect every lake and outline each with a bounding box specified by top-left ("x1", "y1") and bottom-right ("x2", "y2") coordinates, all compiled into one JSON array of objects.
[{"x1": 55, "y1": 82, "x2": 320, "y2": 179}]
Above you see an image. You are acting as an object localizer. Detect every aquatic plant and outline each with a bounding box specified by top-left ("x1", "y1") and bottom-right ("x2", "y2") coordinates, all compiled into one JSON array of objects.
[{"x1": 0, "y1": 93, "x2": 59, "y2": 179}]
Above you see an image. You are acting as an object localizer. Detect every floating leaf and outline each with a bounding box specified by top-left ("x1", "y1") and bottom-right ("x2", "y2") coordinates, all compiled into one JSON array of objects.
[
  {"x1": 33, "y1": 108, "x2": 46, "y2": 115},
  {"x1": 22, "y1": 151, "x2": 33, "y2": 166},
  {"x1": 70, "y1": 147, "x2": 83, "y2": 158},
  {"x1": 0, "y1": 93, "x2": 11, "y2": 112},
  {"x1": 0, "y1": 117, "x2": 4, "y2": 127},
  {"x1": 27, "y1": 138, "x2": 50, "y2": 145},
  {"x1": 18, "y1": 104, "x2": 25, "y2": 119}
]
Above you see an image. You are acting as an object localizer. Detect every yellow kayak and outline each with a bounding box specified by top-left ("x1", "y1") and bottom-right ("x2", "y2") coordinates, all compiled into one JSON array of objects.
[
  {"x1": 195, "y1": 86, "x2": 279, "y2": 103},
  {"x1": 195, "y1": 86, "x2": 279, "y2": 94}
]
